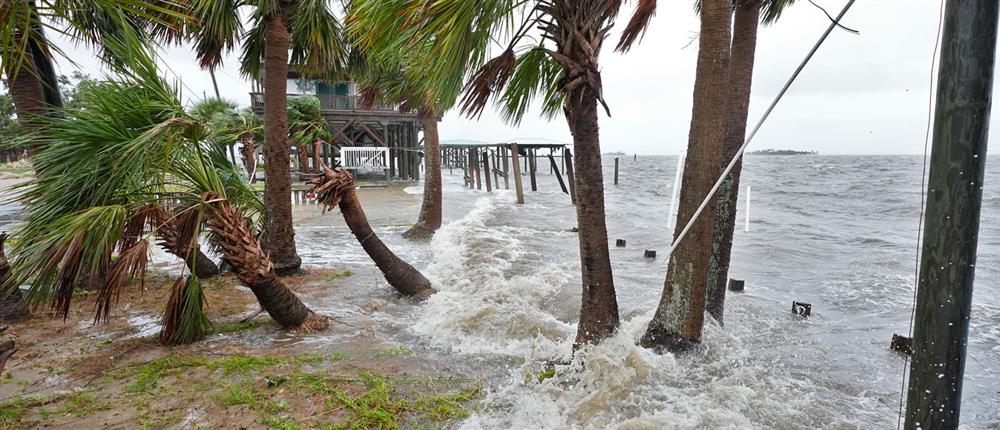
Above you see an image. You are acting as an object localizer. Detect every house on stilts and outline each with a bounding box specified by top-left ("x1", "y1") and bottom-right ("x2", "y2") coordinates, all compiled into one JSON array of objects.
[{"x1": 249, "y1": 71, "x2": 424, "y2": 181}]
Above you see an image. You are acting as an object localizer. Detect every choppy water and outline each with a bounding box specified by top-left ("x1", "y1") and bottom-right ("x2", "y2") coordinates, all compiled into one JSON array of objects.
[
  {"x1": 4, "y1": 155, "x2": 999, "y2": 428},
  {"x1": 298, "y1": 154, "x2": 1000, "y2": 429}
]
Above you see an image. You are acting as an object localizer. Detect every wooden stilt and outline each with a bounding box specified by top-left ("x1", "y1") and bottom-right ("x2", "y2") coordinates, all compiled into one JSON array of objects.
[
  {"x1": 547, "y1": 153, "x2": 569, "y2": 195},
  {"x1": 501, "y1": 146, "x2": 510, "y2": 190},
  {"x1": 564, "y1": 148, "x2": 576, "y2": 205},
  {"x1": 528, "y1": 149, "x2": 537, "y2": 192},
  {"x1": 473, "y1": 149, "x2": 482, "y2": 190},
  {"x1": 482, "y1": 150, "x2": 493, "y2": 192},
  {"x1": 511, "y1": 144, "x2": 525, "y2": 204}
]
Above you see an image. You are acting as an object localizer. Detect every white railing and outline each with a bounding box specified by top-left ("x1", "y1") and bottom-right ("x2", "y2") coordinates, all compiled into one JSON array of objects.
[{"x1": 341, "y1": 147, "x2": 389, "y2": 172}]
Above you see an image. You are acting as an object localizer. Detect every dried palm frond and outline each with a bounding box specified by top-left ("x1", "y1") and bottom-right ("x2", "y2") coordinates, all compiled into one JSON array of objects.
[
  {"x1": 97, "y1": 239, "x2": 148, "y2": 323},
  {"x1": 616, "y1": 0, "x2": 656, "y2": 52},
  {"x1": 306, "y1": 164, "x2": 355, "y2": 212},
  {"x1": 459, "y1": 49, "x2": 516, "y2": 119}
]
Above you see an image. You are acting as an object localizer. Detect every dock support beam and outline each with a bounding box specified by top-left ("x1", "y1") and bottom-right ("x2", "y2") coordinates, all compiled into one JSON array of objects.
[
  {"x1": 511, "y1": 144, "x2": 525, "y2": 204},
  {"x1": 528, "y1": 149, "x2": 537, "y2": 192},
  {"x1": 905, "y1": 1, "x2": 997, "y2": 428},
  {"x1": 482, "y1": 150, "x2": 492, "y2": 192}
]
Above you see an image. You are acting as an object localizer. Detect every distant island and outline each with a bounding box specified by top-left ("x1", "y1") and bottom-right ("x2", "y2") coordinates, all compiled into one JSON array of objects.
[{"x1": 748, "y1": 149, "x2": 818, "y2": 156}]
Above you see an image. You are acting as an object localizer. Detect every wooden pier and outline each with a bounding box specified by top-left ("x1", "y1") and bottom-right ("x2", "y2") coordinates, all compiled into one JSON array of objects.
[{"x1": 440, "y1": 142, "x2": 575, "y2": 204}]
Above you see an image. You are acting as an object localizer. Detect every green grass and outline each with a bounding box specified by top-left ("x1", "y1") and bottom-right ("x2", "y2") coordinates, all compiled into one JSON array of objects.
[
  {"x1": 372, "y1": 346, "x2": 413, "y2": 359},
  {"x1": 324, "y1": 270, "x2": 355, "y2": 282},
  {"x1": 61, "y1": 390, "x2": 110, "y2": 417},
  {"x1": 0, "y1": 396, "x2": 37, "y2": 427}
]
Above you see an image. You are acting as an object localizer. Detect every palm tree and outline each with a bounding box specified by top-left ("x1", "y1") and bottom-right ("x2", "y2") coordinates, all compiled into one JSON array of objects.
[
  {"x1": 0, "y1": 232, "x2": 29, "y2": 323},
  {"x1": 0, "y1": 1, "x2": 185, "y2": 132},
  {"x1": 309, "y1": 165, "x2": 436, "y2": 299},
  {"x1": 287, "y1": 95, "x2": 332, "y2": 179},
  {"x1": 350, "y1": 0, "x2": 646, "y2": 349},
  {"x1": 186, "y1": 0, "x2": 345, "y2": 275},
  {"x1": 640, "y1": 0, "x2": 733, "y2": 352},
  {"x1": 341, "y1": 39, "x2": 446, "y2": 239},
  {"x1": 705, "y1": 0, "x2": 797, "y2": 325},
  {"x1": 2, "y1": 47, "x2": 325, "y2": 344}
]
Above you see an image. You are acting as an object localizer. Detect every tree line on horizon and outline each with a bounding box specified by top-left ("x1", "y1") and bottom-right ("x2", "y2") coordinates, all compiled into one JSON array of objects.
[{"x1": 0, "y1": 0, "x2": 798, "y2": 355}]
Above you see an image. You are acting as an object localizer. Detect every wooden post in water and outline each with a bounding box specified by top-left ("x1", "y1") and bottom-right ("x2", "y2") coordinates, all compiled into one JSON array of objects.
[
  {"x1": 502, "y1": 147, "x2": 510, "y2": 189},
  {"x1": 510, "y1": 144, "x2": 525, "y2": 204},
  {"x1": 548, "y1": 153, "x2": 569, "y2": 195},
  {"x1": 614, "y1": 157, "x2": 619, "y2": 185},
  {"x1": 482, "y1": 150, "x2": 493, "y2": 192},
  {"x1": 473, "y1": 149, "x2": 482, "y2": 190},
  {"x1": 905, "y1": 1, "x2": 997, "y2": 428},
  {"x1": 564, "y1": 148, "x2": 576, "y2": 205},
  {"x1": 492, "y1": 148, "x2": 500, "y2": 186},
  {"x1": 528, "y1": 149, "x2": 538, "y2": 192}
]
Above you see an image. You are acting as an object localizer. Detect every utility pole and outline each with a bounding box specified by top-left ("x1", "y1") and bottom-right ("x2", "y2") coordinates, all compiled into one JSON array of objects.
[
  {"x1": 905, "y1": 1, "x2": 998, "y2": 428},
  {"x1": 209, "y1": 67, "x2": 221, "y2": 99}
]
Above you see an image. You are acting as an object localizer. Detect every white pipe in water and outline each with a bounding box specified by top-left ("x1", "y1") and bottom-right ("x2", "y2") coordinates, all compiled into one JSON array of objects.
[
  {"x1": 745, "y1": 185, "x2": 751, "y2": 232},
  {"x1": 669, "y1": 153, "x2": 685, "y2": 229}
]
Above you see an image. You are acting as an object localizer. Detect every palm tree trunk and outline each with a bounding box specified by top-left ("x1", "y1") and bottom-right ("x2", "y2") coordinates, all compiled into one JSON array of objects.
[
  {"x1": 0, "y1": 232, "x2": 29, "y2": 323},
  {"x1": 6, "y1": 41, "x2": 47, "y2": 133},
  {"x1": 6, "y1": 0, "x2": 61, "y2": 135},
  {"x1": 310, "y1": 167, "x2": 435, "y2": 300},
  {"x1": 153, "y1": 211, "x2": 220, "y2": 279},
  {"x1": 705, "y1": 1, "x2": 760, "y2": 325},
  {"x1": 204, "y1": 194, "x2": 326, "y2": 330},
  {"x1": 241, "y1": 137, "x2": 257, "y2": 182},
  {"x1": 568, "y1": 84, "x2": 620, "y2": 349},
  {"x1": 641, "y1": 0, "x2": 732, "y2": 352},
  {"x1": 403, "y1": 110, "x2": 443, "y2": 239},
  {"x1": 312, "y1": 139, "x2": 323, "y2": 173},
  {"x1": 261, "y1": 8, "x2": 301, "y2": 275}
]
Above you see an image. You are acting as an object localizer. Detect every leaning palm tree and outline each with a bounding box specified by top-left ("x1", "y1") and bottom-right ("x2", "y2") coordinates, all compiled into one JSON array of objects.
[
  {"x1": 704, "y1": 0, "x2": 798, "y2": 325},
  {"x1": 185, "y1": 0, "x2": 345, "y2": 275},
  {"x1": 2, "y1": 45, "x2": 325, "y2": 344},
  {"x1": 637, "y1": 0, "x2": 733, "y2": 352},
  {"x1": 309, "y1": 165, "x2": 436, "y2": 299},
  {"x1": 341, "y1": 38, "x2": 446, "y2": 239},
  {"x1": 350, "y1": 0, "x2": 648, "y2": 349}
]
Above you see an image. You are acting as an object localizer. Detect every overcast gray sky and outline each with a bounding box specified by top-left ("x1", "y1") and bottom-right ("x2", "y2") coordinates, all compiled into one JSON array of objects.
[{"x1": 52, "y1": 0, "x2": 984, "y2": 155}]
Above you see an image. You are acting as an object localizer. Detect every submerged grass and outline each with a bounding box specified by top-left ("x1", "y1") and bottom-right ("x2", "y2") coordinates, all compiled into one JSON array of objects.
[{"x1": 104, "y1": 347, "x2": 482, "y2": 429}]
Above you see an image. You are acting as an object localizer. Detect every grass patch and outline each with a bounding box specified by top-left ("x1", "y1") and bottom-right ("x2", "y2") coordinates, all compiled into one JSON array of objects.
[
  {"x1": 324, "y1": 270, "x2": 355, "y2": 282},
  {"x1": 61, "y1": 390, "x2": 110, "y2": 417},
  {"x1": 0, "y1": 396, "x2": 38, "y2": 428},
  {"x1": 372, "y1": 346, "x2": 413, "y2": 359}
]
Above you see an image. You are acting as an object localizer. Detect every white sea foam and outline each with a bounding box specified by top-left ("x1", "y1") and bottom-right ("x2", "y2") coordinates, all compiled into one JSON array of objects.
[{"x1": 416, "y1": 196, "x2": 575, "y2": 359}]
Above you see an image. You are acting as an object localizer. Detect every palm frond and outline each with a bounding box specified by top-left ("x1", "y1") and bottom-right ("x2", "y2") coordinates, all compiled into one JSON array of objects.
[
  {"x1": 616, "y1": 0, "x2": 656, "y2": 52},
  {"x1": 160, "y1": 275, "x2": 212, "y2": 345}
]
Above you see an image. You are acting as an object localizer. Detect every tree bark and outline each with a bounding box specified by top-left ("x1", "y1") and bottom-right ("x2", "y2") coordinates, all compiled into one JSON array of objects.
[
  {"x1": 641, "y1": 0, "x2": 732, "y2": 352},
  {"x1": 261, "y1": 8, "x2": 301, "y2": 275},
  {"x1": 543, "y1": 4, "x2": 621, "y2": 350},
  {"x1": 152, "y1": 211, "x2": 220, "y2": 279},
  {"x1": 705, "y1": 1, "x2": 760, "y2": 326},
  {"x1": 241, "y1": 137, "x2": 257, "y2": 183},
  {"x1": 403, "y1": 111, "x2": 443, "y2": 239},
  {"x1": 0, "y1": 232, "x2": 29, "y2": 323},
  {"x1": 310, "y1": 167, "x2": 435, "y2": 300},
  {"x1": 204, "y1": 194, "x2": 326, "y2": 330}
]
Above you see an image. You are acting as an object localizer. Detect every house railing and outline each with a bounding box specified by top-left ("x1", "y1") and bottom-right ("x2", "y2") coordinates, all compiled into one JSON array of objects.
[{"x1": 249, "y1": 93, "x2": 402, "y2": 114}]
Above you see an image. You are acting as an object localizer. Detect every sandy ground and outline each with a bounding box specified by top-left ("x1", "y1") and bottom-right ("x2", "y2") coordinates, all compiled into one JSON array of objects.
[{"x1": 0, "y1": 182, "x2": 482, "y2": 429}]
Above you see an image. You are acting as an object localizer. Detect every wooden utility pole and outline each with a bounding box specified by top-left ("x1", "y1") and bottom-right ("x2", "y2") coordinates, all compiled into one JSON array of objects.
[{"x1": 905, "y1": 1, "x2": 997, "y2": 428}]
